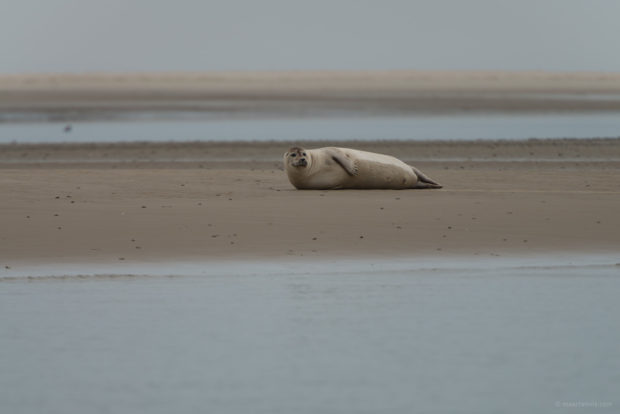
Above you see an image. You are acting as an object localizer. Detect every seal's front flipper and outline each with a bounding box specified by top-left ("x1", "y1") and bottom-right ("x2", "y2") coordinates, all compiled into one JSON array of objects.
[{"x1": 327, "y1": 149, "x2": 358, "y2": 176}]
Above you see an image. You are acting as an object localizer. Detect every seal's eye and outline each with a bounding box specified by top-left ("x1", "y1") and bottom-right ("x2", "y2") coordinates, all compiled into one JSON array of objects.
[
  {"x1": 302, "y1": 152, "x2": 306, "y2": 156},
  {"x1": 291, "y1": 153, "x2": 296, "y2": 157}
]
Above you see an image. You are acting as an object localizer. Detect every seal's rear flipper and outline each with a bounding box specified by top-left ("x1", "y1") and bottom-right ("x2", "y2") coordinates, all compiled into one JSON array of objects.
[
  {"x1": 415, "y1": 181, "x2": 443, "y2": 189},
  {"x1": 411, "y1": 166, "x2": 442, "y2": 189}
]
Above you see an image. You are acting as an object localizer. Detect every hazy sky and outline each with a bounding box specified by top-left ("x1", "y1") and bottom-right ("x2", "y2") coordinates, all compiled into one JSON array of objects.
[{"x1": 2, "y1": 0, "x2": 620, "y2": 73}]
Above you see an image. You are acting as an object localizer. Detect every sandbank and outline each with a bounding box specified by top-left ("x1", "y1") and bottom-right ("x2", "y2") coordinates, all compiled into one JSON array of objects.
[{"x1": 2, "y1": 139, "x2": 619, "y2": 266}]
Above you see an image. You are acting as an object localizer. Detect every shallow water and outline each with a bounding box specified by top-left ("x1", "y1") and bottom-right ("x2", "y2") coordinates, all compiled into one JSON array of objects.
[
  {"x1": 1, "y1": 257, "x2": 619, "y2": 413},
  {"x1": 1, "y1": 113, "x2": 620, "y2": 144}
]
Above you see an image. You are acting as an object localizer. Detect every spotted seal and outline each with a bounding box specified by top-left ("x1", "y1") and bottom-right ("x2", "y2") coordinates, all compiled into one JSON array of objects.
[{"x1": 284, "y1": 146, "x2": 442, "y2": 189}]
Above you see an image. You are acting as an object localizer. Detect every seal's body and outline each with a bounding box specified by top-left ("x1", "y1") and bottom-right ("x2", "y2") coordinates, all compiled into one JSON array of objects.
[{"x1": 284, "y1": 146, "x2": 442, "y2": 190}]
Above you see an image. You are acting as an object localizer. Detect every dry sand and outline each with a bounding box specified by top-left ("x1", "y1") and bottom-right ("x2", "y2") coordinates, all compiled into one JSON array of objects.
[{"x1": 2, "y1": 139, "x2": 619, "y2": 265}]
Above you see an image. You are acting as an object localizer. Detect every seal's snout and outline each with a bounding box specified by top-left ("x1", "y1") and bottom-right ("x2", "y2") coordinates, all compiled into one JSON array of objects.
[{"x1": 292, "y1": 157, "x2": 307, "y2": 167}]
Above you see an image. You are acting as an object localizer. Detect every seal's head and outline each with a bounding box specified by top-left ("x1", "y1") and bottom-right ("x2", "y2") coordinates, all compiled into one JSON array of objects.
[{"x1": 284, "y1": 146, "x2": 310, "y2": 169}]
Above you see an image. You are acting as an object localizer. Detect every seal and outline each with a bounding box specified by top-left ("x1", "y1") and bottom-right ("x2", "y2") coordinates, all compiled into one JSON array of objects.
[{"x1": 283, "y1": 146, "x2": 442, "y2": 190}]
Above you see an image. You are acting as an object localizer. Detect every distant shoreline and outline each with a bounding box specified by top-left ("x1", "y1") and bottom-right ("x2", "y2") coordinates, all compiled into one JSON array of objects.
[{"x1": 2, "y1": 71, "x2": 620, "y2": 119}]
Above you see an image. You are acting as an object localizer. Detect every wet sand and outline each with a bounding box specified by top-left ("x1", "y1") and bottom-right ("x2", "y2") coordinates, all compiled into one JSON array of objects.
[{"x1": 2, "y1": 139, "x2": 619, "y2": 265}]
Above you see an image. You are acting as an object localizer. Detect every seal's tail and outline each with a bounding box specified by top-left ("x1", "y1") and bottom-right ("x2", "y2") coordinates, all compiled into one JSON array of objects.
[{"x1": 412, "y1": 166, "x2": 442, "y2": 189}]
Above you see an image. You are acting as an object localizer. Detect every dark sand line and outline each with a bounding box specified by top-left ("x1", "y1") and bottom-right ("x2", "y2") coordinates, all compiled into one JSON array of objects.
[{"x1": 2, "y1": 138, "x2": 620, "y2": 165}]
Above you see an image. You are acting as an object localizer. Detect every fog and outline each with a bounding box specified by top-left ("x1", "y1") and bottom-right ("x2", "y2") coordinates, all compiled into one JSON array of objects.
[{"x1": 2, "y1": 0, "x2": 620, "y2": 73}]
